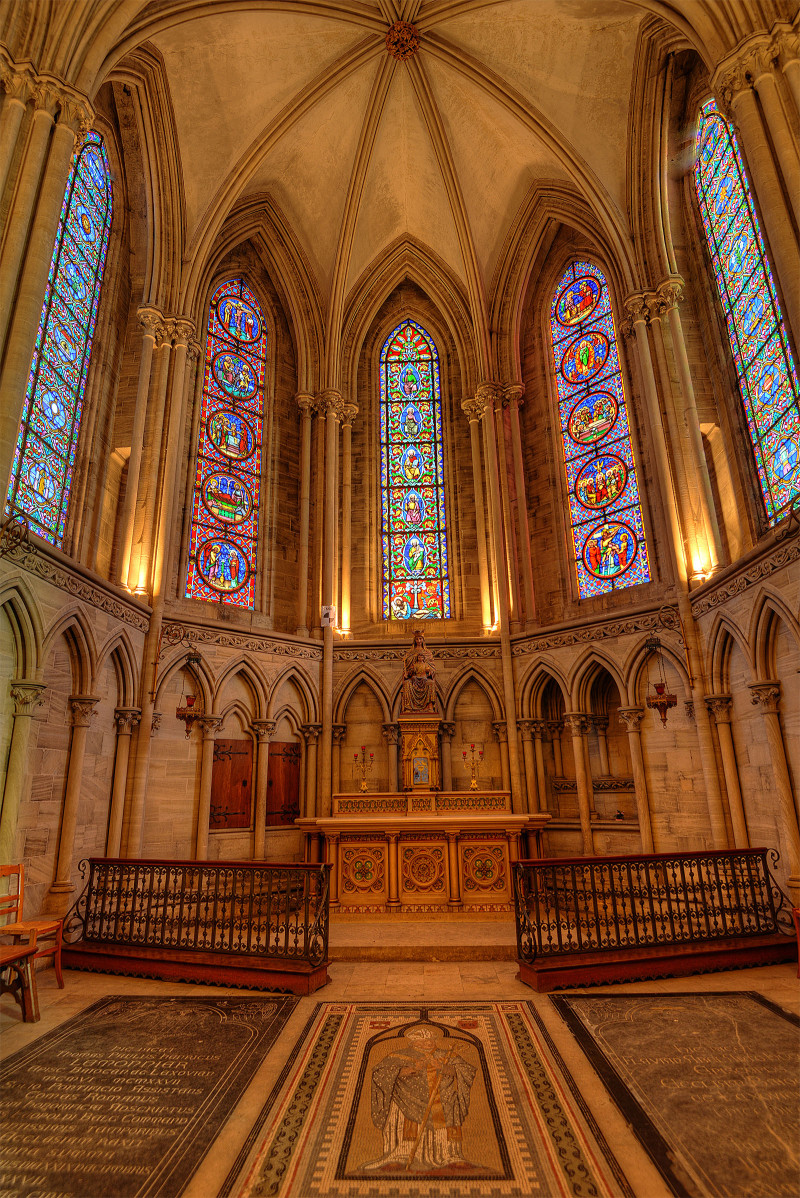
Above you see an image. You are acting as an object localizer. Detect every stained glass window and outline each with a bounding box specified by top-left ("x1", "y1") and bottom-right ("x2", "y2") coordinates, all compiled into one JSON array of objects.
[
  {"x1": 695, "y1": 98, "x2": 800, "y2": 523},
  {"x1": 5, "y1": 131, "x2": 112, "y2": 544},
  {"x1": 185, "y1": 280, "x2": 266, "y2": 608},
  {"x1": 380, "y1": 319, "x2": 450, "y2": 619},
  {"x1": 549, "y1": 261, "x2": 651, "y2": 597}
]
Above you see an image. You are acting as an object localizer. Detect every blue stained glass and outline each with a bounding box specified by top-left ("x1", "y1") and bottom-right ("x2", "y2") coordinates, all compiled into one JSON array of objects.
[
  {"x1": 695, "y1": 99, "x2": 800, "y2": 522},
  {"x1": 6, "y1": 132, "x2": 112, "y2": 544},
  {"x1": 380, "y1": 320, "x2": 450, "y2": 619},
  {"x1": 549, "y1": 261, "x2": 652, "y2": 597},
  {"x1": 185, "y1": 280, "x2": 266, "y2": 609}
]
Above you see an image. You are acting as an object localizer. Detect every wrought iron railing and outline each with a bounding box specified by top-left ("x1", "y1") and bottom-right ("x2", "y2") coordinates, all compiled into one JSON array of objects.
[
  {"x1": 66, "y1": 857, "x2": 330, "y2": 967},
  {"x1": 513, "y1": 848, "x2": 793, "y2": 964}
]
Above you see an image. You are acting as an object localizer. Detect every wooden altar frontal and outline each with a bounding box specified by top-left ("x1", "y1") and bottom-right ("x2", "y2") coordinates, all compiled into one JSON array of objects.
[{"x1": 298, "y1": 792, "x2": 550, "y2": 913}]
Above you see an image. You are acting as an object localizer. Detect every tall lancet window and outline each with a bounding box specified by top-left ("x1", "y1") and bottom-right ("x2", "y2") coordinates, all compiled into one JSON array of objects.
[
  {"x1": 549, "y1": 261, "x2": 651, "y2": 597},
  {"x1": 695, "y1": 98, "x2": 800, "y2": 523},
  {"x1": 185, "y1": 279, "x2": 266, "y2": 608},
  {"x1": 5, "y1": 131, "x2": 112, "y2": 545},
  {"x1": 380, "y1": 319, "x2": 451, "y2": 619}
]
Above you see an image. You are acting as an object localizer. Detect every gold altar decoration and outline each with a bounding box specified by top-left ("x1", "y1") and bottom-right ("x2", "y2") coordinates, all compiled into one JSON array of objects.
[
  {"x1": 353, "y1": 744, "x2": 374, "y2": 792},
  {"x1": 462, "y1": 743, "x2": 483, "y2": 790}
]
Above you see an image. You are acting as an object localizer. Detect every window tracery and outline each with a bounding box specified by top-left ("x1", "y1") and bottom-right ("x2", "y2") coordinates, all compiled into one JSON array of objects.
[
  {"x1": 185, "y1": 279, "x2": 266, "y2": 608},
  {"x1": 5, "y1": 131, "x2": 112, "y2": 545},
  {"x1": 695, "y1": 98, "x2": 800, "y2": 523},
  {"x1": 548, "y1": 261, "x2": 651, "y2": 597},
  {"x1": 380, "y1": 319, "x2": 451, "y2": 620}
]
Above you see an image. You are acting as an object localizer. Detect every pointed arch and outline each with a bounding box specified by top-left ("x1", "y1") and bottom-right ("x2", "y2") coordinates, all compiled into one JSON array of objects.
[
  {"x1": 217, "y1": 698, "x2": 256, "y2": 736},
  {"x1": 214, "y1": 655, "x2": 268, "y2": 719},
  {"x1": 518, "y1": 660, "x2": 571, "y2": 719},
  {"x1": 568, "y1": 650, "x2": 627, "y2": 712},
  {"x1": 153, "y1": 649, "x2": 214, "y2": 713},
  {"x1": 443, "y1": 667, "x2": 503, "y2": 723},
  {"x1": 626, "y1": 638, "x2": 692, "y2": 705},
  {"x1": 750, "y1": 589, "x2": 800, "y2": 682},
  {"x1": 0, "y1": 579, "x2": 44, "y2": 679},
  {"x1": 42, "y1": 608, "x2": 97, "y2": 694},
  {"x1": 334, "y1": 667, "x2": 392, "y2": 725},
  {"x1": 96, "y1": 628, "x2": 140, "y2": 706},
  {"x1": 705, "y1": 611, "x2": 755, "y2": 691},
  {"x1": 267, "y1": 665, "x2": 318, "y2": 724}
]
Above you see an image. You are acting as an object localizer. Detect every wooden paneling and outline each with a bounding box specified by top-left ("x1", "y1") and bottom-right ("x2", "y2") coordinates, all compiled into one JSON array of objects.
[
  {"x1": 267, "y1": 742, "x2": 301, "y2": 826},
  {"x1": 210, "y1": 739, "x2": 253, "y2": 830}
]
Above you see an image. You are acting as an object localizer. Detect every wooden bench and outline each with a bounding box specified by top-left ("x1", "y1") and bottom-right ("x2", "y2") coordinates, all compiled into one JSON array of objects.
[
  {"x1": 514, "y1": 848, "x2": 797, "y2": 991},
  {"x1": 0, "y1": 933, "x2": 39, "y2": 1022}
]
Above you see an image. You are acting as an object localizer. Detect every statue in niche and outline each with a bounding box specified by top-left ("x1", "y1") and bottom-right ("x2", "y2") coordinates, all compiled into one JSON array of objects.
[{"x1": 401, "y1": 631, "x2": 437, "y2": 713}]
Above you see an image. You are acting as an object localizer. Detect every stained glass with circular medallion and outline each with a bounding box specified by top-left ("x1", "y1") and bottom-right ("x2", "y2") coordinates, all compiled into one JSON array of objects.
[
  {"x1": 695, "y1": 98, "x2": 800, "y2": 524},
  {"x1": 5, "y1": 131, "x2": 112, "y2": 545},
  {"x1": 185, "y1": 279, "x2": 267, "y2": 608},
  {"x1": 549, "y1": 261, "x2": 651, "y2": 597}
]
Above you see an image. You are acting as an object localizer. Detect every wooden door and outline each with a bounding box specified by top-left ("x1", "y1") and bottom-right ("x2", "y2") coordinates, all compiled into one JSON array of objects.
[
  {"x1": 267, "y1": 742, "x2": 301, "y2": 825},
  {"x1": 210, "y1": 739, "x2": 253, "y2": 830}
]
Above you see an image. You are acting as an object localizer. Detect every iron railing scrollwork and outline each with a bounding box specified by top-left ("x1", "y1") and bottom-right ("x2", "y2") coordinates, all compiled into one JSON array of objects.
[
  {"x1": 513, "y1": 848, "x2": 792, "y2": 964},
  {"x1": 67, "y1": 857, "x2": 330, "y2": 965}
]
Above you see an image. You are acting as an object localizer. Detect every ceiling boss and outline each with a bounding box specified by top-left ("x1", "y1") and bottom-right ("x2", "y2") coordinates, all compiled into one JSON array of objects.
[{"x1": 385, "y1": 20, "x2": 420, "y2": 61}]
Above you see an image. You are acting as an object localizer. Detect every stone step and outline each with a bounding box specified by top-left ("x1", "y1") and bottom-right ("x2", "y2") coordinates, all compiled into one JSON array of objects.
[{"x1": 328, "y1": 916, "x2": 518, "y2": 962}]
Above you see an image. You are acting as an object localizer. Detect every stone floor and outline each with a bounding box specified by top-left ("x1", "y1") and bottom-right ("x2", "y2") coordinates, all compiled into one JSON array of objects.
[{"x1": 1, "y1": 959, "x2": 798, "y2": 1198}]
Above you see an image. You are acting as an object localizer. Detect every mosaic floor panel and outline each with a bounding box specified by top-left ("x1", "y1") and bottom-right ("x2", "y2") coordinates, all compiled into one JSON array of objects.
[
  {"x1": 553, "y1": 992, "x2": 800, "y2": 1198},
  {"x1": 223, "y1": 1001, "x2": 634, "y2": 1198},
  {"x1": 0, "y1": 995, "x2": 297, "y2": 1198}
]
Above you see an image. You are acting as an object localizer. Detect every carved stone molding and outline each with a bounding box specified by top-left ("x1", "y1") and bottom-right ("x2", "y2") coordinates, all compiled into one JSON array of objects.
[
  {"x1": 553, "y1": 776, "x2": 634, "y2": 792},
  {"x1": 749, "y1": 681, "x2": 781, "y2": 713},
  {"x1": 332, "y1": 724, "x2": 347, "y2": 744},
  {"x1": 564, "y1": 712, "x2": 590, "y2": 736},
  {"x1": 618, "y1": 706, "x2": 645, "y2": 730},
  {"x1": 1, "y1": 543, "x2": 150, "y2": 631},
  {"x1": 340, "y1": 402, "x2": 359, "y2": 429},
  {"x1": 161, "y1": 621, "x2": 322, "y2": 659},
  {"x1": 251, "y1": 719, "x2": 277, "y2": 743},
  {"x1": 296, "y1": 392, "x2": 316, "y2": 417},
  {"x1": 114, "y1": 707, "x2": 141, "y2": 735},
  {"x1": 70, "y1": 696, "x2": 99, "y2": 727},
  {"x1": 335, "y1": 644, "x2": 500, "y2": 661},
  {"x1": 705, "y1": 694, "x2": 733, "y2": 723},
  {"x1": 10, "y1": 681, "x2": 46, "y2": 717},
  {"x1": 151, "y1": 712, "x2": 162, "y2": 734},
  {"x1": 439, "y1": 721, "x2": 456, "y2": 740},
  {"x1": 512, "y1": 606, "x2": 681, "y2": 654},
  {"x1": 382, "y1": 722, "x2": 400, "y2": 745},
  {"x1": 690, "y1": 533, "x2": 800, "y2": 616},
  {"x1": 491, "y1": 720, "x2": 508, "y2": 743},
  {"x1": 197, "y1": 715, "x2": 223, "y2": 738},
  {"x1": 461, "y1": 395, "x2": 486, "y2": 423},
  {"x1": 300, "y1": 723, "x2": 322, "y2": 745}
]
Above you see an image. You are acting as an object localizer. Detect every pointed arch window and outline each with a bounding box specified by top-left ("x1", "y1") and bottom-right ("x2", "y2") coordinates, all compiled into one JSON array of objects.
[
  {"x1": 5, "y1": 131, "x2": 112, "y2": 545},
  {"x1": 695, "y1": 98, "x2": 800, "y2": 523},
  {"x1": 380, "y1": 319, "x2": 451, "y2": 619},
  {"x1": 185, "y1": 280, "x2": 266, "y2": 608},
  {"x1": 548, "y1": 261, "x2": 651, "y2": 597}
]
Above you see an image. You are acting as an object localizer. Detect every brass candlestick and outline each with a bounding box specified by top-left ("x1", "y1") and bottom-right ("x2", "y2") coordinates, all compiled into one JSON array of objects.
[
  {"x1": 461, "y1": 743, "x2": 483, "y2": 791},
  {"x1": 354, "y1": 745, "x2": 374, "y2": 792}
]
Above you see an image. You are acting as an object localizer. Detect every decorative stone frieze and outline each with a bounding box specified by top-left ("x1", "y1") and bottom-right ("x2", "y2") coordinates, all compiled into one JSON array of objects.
[
  {"x1": 335, "y1": 644, "x2": 500, "y2": 660},
  {"x1": 690, "y1": 533, "x2": 800, "y2": 615},
  {"x1": 511, "y1": 605, "x2": 681, "y2": 654},
  {"x1": 160, "y1": 621, "x2": 322, "y2": 659},
  {"x1": 0, "y1": 542, "x2": 150, "y2": 630}
]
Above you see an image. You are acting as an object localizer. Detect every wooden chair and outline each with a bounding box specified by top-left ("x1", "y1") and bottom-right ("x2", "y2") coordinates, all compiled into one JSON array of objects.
[
  {"x1": 0, "y1": 928, "x2": 40, "y2": 1021},
  {"x1": 0, "y1": 863, "x2": 64, "y2": 987}
]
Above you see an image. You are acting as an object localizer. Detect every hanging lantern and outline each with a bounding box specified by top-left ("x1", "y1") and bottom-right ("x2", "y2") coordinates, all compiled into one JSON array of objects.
[
  {"x1": 644, "y1": 635, "x2": 677, "y2": 726},
  {"x1": 176, "y1": 652, "x2": 202, "y2": 737}
]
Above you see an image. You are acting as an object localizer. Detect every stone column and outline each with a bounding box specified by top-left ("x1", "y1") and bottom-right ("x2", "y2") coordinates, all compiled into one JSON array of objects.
[
  {"x1": 547, "y1": 720, "x2": 564, "y2": 776},
  {"x1": 654, "y1": 279, "x2": 723, "y2": 573},
  {"x1": 195, "y1": 716, "x2": 222, "y2": 860},
  {"x1": 339, "y1": 402, "x2": 358, "y2": 633},
  {"x1": 319, "y1": 390, "x2": 341, "y2": 817},
  {"x1": 705, "y1": 696, "x2": 749, "y2": 849},
  {"x1": 747, "y1": 40, "x2": 800, "y2": 227},
  {"x1": 295, "y1": 394, "x2": 315, "y2": 634},
  {"x1": 252, "y1": 720, "x2": 277, "y2": 859},
  {"x1": 591, "y1": 716, "x2": 611, "y2": 776},
  {"x1": 106, "y1": 708, "x2": 141, "y2": 857},
  {"x1": 151, "y1": 318, "x2": 195, "y2": 598},
  {"x1": 748, "y1": 681, "x2": 800, "y2": 904},
  {"x1": 461, "y1": 397, "x2": 493, "y2": 629},
  {"x1": 387, "y1": 833, "x2": 401, "y2": 908},
  {"x1": 49, "y1": 696, "x2": 99, "y2": 904},
  {"x1": 331, "y1": 724, "x2": 346, "y2": 794},
  {"x1": 301, "y1": 724, "x2": 321, "y2": 817},
  {"x1": 492, "y1": 721, "x2": 511, "y2": 793},
  {"x1": 0, "y1": 62, "x2": 33, "y2": 230},
  {"x1": 126, "y1": 332, "x2": 172, "y2": 593},
  {"x1": 328, "y1": 832, "x2": 340, "y2": 907},
  {"x1": 565, "y1": 713, "x2": 594, "y2": 855},
  {"x1": 774, "y1": 27, "x2": 800, "y2": 115},
  {"x1": 0, "y1": 681, "x2": 46, "y2": 866},
  {"x1": 439, "y1": 721, "x2": 455, "y2": 791},
  {"x1": 517, "y1": 720, "x2": 540, "y2": 812},
  {"x1": 447, "y1": 832, "x2": 461, "y2": 906},
  {"x1": 0, "y1": 90, "x2": 92, "y2": 497},
  {"x1": 530, "y1": 720, "x2": 548, "y2": 813},
  {"x1": 714, "y1": 62, "x2": 800, "y2": 339},
  {"x1": 493, "y1": 392, "x2": 521, "y2": 624},
  {"x1": 382, "y1": 722, "x2": 400, "y2": 792},
  {"x1": 618, "y1": 707, "x2": 655, "y2": 853},
  {"x1": 118, "y1": 308, "x2": 164, "y2": 586},
  {"x1": 505, "y1": 384, "x2": 536, "y2": 623}
]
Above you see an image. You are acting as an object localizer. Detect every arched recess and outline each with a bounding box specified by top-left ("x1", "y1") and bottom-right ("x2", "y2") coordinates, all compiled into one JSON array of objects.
[
  {"x1": 334, "y1": 667, "x2": 391, "y2": 725},
  {"x1": 217, "y1": 697, "x2": 254, "y2": 737},
  {"x1": 214, "y1": 656, "x2": 268, "y2": 720},
  {"x1": 569, "y1": 650, "x2": 627, "y2": 713},
  {"x1": 518, "y1": 661, "x2": 570, "y2": 719},
  {"x1": 750, "y1": 590, "x2": 800, "y2": 682},
  {"x1": 706, "y1": 612, "x2": 754, "y2": 691},
  {"x1": 153, "y1": 649, "x2": 214, "y2": 714},
  {"x1": 625, "y1": 637, "x2": 693, "y2": 705},
  {"x1": 267, "y1": 665, "x2": 318, "y2": 724},
  {"x1": 0, "y1": 579, "x2": 43, "y2": 679},
  {"x1": 96, "y1": 629, "x2": 139, "y2": 707},
  {"x1": 443, "y1": 667, "x2": 503, "y2": 723},
  {"x1": 42, "y1": 608, "x2": 97, "y2": 694}
]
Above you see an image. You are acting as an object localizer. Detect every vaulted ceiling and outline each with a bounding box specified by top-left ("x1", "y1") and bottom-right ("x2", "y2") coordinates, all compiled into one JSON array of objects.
[{"x1": 143, "y1": 0, "x2": 646, "y2": 302}]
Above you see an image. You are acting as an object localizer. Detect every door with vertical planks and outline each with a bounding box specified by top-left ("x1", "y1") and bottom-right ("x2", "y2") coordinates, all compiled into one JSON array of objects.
[
  {"x1": 266, "y1": 742, "x2": 301, "y2": 825},
  {"x1": 210, "y1": 739, "x2": 253, "y2": 829}
]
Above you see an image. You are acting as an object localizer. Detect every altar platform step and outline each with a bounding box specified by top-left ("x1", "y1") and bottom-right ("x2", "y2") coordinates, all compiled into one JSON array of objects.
[{"x1": 328, "y1": 915, "x2": 517, "y2": 962}]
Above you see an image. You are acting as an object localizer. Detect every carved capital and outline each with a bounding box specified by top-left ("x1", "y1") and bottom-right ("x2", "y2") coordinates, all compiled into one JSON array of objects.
[
  {"x1": 382, "y1": 721, "x2": 400, "y2": 745},
  {"x1": 491, "y1": 720, "x2": 508, "y2": 743},
  {"x1": 114, "y1": 706, "x2": 141, "y2": 735},
  {"x1": 319, "y1": 389, "x2": 343, "y2": 420},
  {"x1": 714, "y1": 61, "x2": 752, "y2": 113},
  {"x1": 529, "y1": 719, "x2": 547, "y2": 738},
  {"x1": 503, "y1": 383, "x2": 525, "y2": 408},
  {"x1": 340, "y1": 402, "x2": 359, "y2": 429},
  {"x1": 623, "y1": 292, "x2": 651, "y2": 327},
  {"x1": 251, "y1": 719, "x2": 277, "y2": 744},
  {"x1": 618, "y1": 706, "x2": 645, "y2": 731},
  {"x1": 773, "y1": 28, "x2": 800, "y2": 69},
  {"x1": 332, "y1": 723, "x2": 347, "y2": 744},
  {"x1": 31, "y1": 80, "x2": 62, "y2": 118},
  {"x1": 589, "y1": 715, "x2": 609, "y2": 733},
  {"x1": 705, "y1": 694, "x2": 732, "y2": 724},
  {"x1": 476, "y1": 381, "x2": 502, "y2": 411},
  {"x1": 684, "y1": 700, "x2": 695, "y2": 723},
  {"x1": 545, "y1": 719, "x2": 563, "y2": 738},
  {"x1": 439, "y1": 720, "x2": 456, "y2": 740},
  {"x1": 69, "y1": 695, "x2": 99, "y2": 727},
  {"x1": 0, "y1": 58, "x2": 35, "y2": 105},
  {"x1": 197, "y1": 715, "x2": 223, "y2": 738},
  {"x1": 138, "y1": 305, "x2": 167, "y2": 343},
  {"x1": 151, "y1": 712, "x2": 162, "y2": 735},
  {"x1": 300, "y1": 722, "x2": 322, "y2": 745},
  {"x1": 461, "y1": 395, "x2": 486, "y2": 423},
  {"x1": 749, "y1": 680, "x2": 781, "y2": 713},
  {"x1": 296, "y1": 392, "x2": 316, "y2": 417},
  {"x1": 564, "y1": 712, "x2": 590, "y2": 736},
  {"x1": 170, "y1": 317, "x2": 196, "y2": 347},
  {"x1": 58, "y1": 93, "x2": 95, "y2": 142},
  {"x1": 9, "y1": 680, "x2": 46, "y2": 717},
  {"x1": 186, "y1": 338, "x2": 202, "y2": 365},
  {"x1": 649, "y1": 277, "x2": 684, "y2": 319},
  {"x1": 517, "y1": 719, "x2": 534, "y2": 740}
]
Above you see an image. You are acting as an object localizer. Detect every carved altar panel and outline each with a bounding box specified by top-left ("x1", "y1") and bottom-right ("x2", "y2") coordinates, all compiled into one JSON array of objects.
[
  {"x1": 338, "y1": 837, "x2": 388, "y2": 906},
  {"x1": 459, "y1": 838, "x2": 511, "y2": 904},
  {"x1": 398, "y1": 716, "x2": 441, "y2": 790},
  {"x1": 400, "y1": 836, "x2": 448, "y2": 904}
]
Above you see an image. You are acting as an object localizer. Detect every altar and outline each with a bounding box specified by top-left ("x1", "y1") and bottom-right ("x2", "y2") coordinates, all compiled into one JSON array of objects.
[{"x1": 298, "y1": 791, "x2": 549, "y2": 912}]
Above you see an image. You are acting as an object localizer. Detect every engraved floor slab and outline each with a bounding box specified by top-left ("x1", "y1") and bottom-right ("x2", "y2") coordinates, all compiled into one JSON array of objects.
[
  {"x1": 553, "y1": 992, "x2": 800, "y2": 1198},
  {"x1": 224, "y1": 1001, "x2": 634, "y2": 1198},
  {"x1": 0, "y1": 995, "x2": 297, "y2": 1198}
]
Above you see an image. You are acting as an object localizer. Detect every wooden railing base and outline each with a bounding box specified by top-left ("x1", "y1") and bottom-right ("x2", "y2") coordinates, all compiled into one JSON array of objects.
[
  {"x1": 517, "y1": 932, "x2": 796, "y2": 992},
  {"x1": 63, "y1": 941, "x2": 329, "y2": 995}
]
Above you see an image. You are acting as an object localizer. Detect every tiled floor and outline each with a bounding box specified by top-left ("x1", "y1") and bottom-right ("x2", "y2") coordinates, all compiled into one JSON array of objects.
[{"x1": 2, "y1": 960, "x2": 798, "y2": 1197}]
